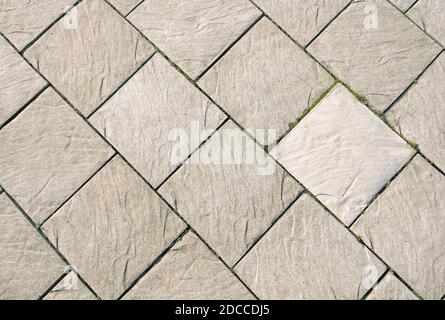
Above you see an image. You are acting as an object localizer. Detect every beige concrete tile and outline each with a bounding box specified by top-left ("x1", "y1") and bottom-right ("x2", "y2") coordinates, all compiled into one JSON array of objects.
[
  {"x1": 90, "y1": 54, "x2": 226, "y2": 187},
  {"x1": 391, "y1": 0, "x2": 417, "y2": 11},
  {"x1": 129, "y1": 0, "x2": 261, "y2": 78},
  {"x1": 235, "y1": 194, "x2": 386, "y2": 299},
  {"x1": 0, "y1": 193, "x2": 65, "y2": 300},
  {"x1": 0, "y1": 88, "x2": 113, "y2": 224},
  {"x1": 109, "y1": 0, "x2": 141, "y2": 15},
  {"x1": 41, "y1": 156, "x2": 186, "y2": 300},
  {"x1": 25, "y1": 0, "x2": 154, "y2": 116},
  {"x1": 124, "y1": 232, "x2": 254, "y2": 300},
  {"x1": 43, "y1": 271, "x2": 97, "y2": 300},
  {"x1": 366, "y1": 272, "x2": 418, "y2": 300},
  {"x1": 352, "y1": 155, "x2": 445, "y2": 299},
  {"x1": 199, "y1": 18, "x2": 333, "y2": 146},
  {"x1": 408, "y1": 0, "x2": 445, "y2": 46}
]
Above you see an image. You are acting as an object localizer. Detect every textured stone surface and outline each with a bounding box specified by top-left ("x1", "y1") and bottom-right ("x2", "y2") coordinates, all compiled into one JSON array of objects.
[
  {"x1": 366, "y1": 273, "x2": 418, "y2": 300},
  {"x1": 0, "y1": 88, "x2": 113, "y2": 225},
  {"x1": 236, "y1": 194, "x2": 386, "y2": 300},
  {"x1": 109, "y1": 0, "x2": 141, "y2": 15},
  {"x1": 386, "y1": 53, "x2": 445, "y2": 172},
  {"x1": 0, "y1": 36, "x2": 46, "y2": 126},
  {"x1": 254, "y1": 0, "x2": 350, "y2": 45},
  {"x1": 408, "y1": 0, "x2": 445, "y2": 46},
  {"x1": 352, "y1": 155, "x2": 445, "y2": 300},
  {"x1": 43, "y1": 271, "x2": 97, "y2": 300},
  {"x1": 124, "y1": 232, "x2": 254, "y2": 300},
  {"x1": 159, "y1": 121, "x2": 303, "y2": 266},
  {"x1": 25, "y1": 0, "x2": 154, "y2": 116},
  {"x1": 391, "y1": 0, "x2": 417, "y2": 11},
  {"x1": 272, "y1": 85, "x2": 414, "y2": 225},
  {"x1": 41, "y1": 156, "x2": 186, "y2": 300},
  {"x1": 0, "y1": 0, "x2": 76, "y2": 50},
  {"x1": 307, "y1": 0, "x2": 442, "y2": 111},
  {"x1": 0, "y1": 194, "x2": 65, "y2": 300},
  {"x1": 199, "y1": 18, "x2": 333, "y2": 146},
  {"x1": 91, "y1": 54, "x2": 226, "y2": 187},
  {"x1": 129, "y1": 0, "x2": 261, "y2": 78}
]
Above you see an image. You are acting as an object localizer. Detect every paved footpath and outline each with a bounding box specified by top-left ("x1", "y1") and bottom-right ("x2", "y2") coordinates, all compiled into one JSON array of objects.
[{"x1": 0, "y1": 0, "x2": 444, "y2": 300}]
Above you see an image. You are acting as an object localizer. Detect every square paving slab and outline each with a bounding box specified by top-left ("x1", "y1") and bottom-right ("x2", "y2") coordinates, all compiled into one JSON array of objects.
[
  {"x1": 408, "y1": 0, "x2": 445, "y2": 46},
  {"x1": 24, "y1": 0, "x2": 154, "y2": 116},
  {"x1": 272, "y1": 84, "x2": 414, "y2": 225},
  {"x1": 352, "y1": 155, "x2": 445, "y2": 300},
  {"x1": 128, "y1": 0, "x2": 261, "y2": 79},
  {"x1": 307, "y1": 0, "x2": 442, "y2": 111}
]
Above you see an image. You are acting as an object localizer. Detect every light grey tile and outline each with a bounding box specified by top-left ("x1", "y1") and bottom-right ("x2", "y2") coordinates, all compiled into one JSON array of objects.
[
  {"x1": 41, "y1": 156, "x2": 186, "y2": 300},
  {"x1": 108, "y1": 0, "x2": 141, "y2": 15},
  {"x1": 390, "y1": 0, "x2": 417, "y2": 11},
  {"x1": 254, "y1": 0, "x2": 350, "y2": 45},
  {"x1": 307, "y1": 0, "x2": 442, "y2": 111},
  {"x1": 0, "y1": 193, "x2": 65, "y2": 300},
  {"x1": 386, "y1": 52, "x2": 445, "y2": 172},
  {"x1": 352, "y1": 155, "x2": 445, "y2": 299},
  {"x1": 25, "y1": 0, "x2": 154, "y2": 116},
  {"x1": 0, "y1": 88, "x2": 113, "y2": 224},
  {"x1": 159, "y1": 121, "x2": 303, "y2": 266},
  {"x1": 124, "y1": 232, "x2": 254, "y2": 300},
  {"x1": 366, "y1": 272, "x2": 418, "y2": 300},
  {"x1": 0, "y1": 0, "x2": 76, "y2": 50},
  {"x1": 43, "y1": 271, "x2": 97, "y2": 300},
  {"x1": 129, "y1": 0, "x2": 261, "y2": 78},
  {"x1": 408, "y1": 0, "x2": 445, "y2": 46},
  {"x1": 0, "y1": 36, "x2": 46, "y2": 126},
  {"x1": 235, "y1": 194, "x2": 386, "y2": 300},
  {"x1": 272, "y1": 84, "x2": 414, "y2": 225},
  {"x1": 199, "y1": 18, "x2": 333, "y2": 146},
  {"x1": 91, "y1": 54, "x2": 226, "y2": 187}
]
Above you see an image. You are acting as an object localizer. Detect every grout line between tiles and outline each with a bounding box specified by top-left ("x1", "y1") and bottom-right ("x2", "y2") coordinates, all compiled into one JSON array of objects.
[
  {"x1": 360, "y1": 268, "x2": 390, "y2": 300},
  {"x1": 392, "y1": 271, "x2": 425, "y2": 300},
  {"x1": 125, "y1": 0, "x2": 145, "y2": 17},
  {"x1": 38, "y1": 273, "x2": 70, "y2": 300}
]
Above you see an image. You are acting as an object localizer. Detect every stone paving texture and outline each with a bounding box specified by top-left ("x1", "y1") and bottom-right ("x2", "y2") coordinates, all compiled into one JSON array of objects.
[{"x1": 0, "y1": 0, "x2": 444, "y2": 300}]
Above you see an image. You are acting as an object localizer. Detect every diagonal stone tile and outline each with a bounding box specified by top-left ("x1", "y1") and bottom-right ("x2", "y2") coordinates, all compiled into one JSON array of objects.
[
  {"x1": 43, "y1": 271, "x2": 97, "y2": 300},
  {"x1": 0, "y1": 193, "x2": 65, "y2": 300},
  {"x1": 235, "y1": 194, "x2": 386, "y2": 300},
  {"x1": 307, "y1": 0, "x2": 442, "y2": 111},
  {"x1": 90, "y1": 54, "x2": 226, "y2": 188},
  {"x1": 0, "y1": 36, "x2": 46, "y2": 127},
  {"x1": 124, "y1": 232, "x2": 254, "y2": 300},
  {"x1": 198, "y1": 18, "x2": 333, "y2": 146},
  {"x1": 0, "y1": 0, "x2": 76, "y2": 50},
  {"x1": 41, "y1": 156, "x2": 186, "y2": 300},
  {"x1": 108, "y1": 0, "x2": 141, "y2": 15},
  {"x1": 254, "y1": 0, "x2": 350, "y2": 45},
  {"x1": 128, "y1": 0, "x2": 261, "y2": 79},
  {"x1": 24, "y1": 0, "x2": 154, "y2": 116},
  {"x1": 271, "y1": 84, "x2": 414, "y2": 225},
  {"x1": 352, "y1": 155, "x2": 445, "y2": 300},
  {"x1": 408, "y1": 0, "x2": 445, "y2": 46},
  {"x1": 159, "y1": 121, "x2": 303, "y2": 266},
  {"x1": 366, "y1": 272, "x2": 418, "y2": 300},
  {"x1": 386, "y1": 52, "x2": 445, "y2": 173},
  {"x1": 0, "y1": 88, "x2": 113, "y2": 225},
  {"x1": 390, "y1": 0, "x2": 417, "y2": 12}
]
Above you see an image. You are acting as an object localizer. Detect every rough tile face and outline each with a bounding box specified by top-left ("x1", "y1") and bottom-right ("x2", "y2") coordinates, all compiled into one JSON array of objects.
[
  {"x1": 352, "y1": 155, "x2": 445, "y2": 299},
  {"x1": 254, "y1": 0, "x2": 350, "y2": 45},
  {"x1": 41, "y1": 156, "x2": 186, "y2": 300},
  {"x1": 0, "y1": 89, "x2": 113, "y2": 225},
  {"x1": 272, "y1": 85, "x2": 414, "y2": 225},
  {"x1": 386, "y1": 53, "x2": 445, "y2": 172},
  {"x1": 0, "y1": 194, "x2": 65, "y2": 300},
  {"x1": 91, "y1": 54, "x2": 226, "y2": 187},
  {"x1": 199, "y1": 19, "x2": 333, "y2": 146},
  {"x1": 391, "y1": 0, "x2": 417, "y2": 11},
  {"x1": 366, "y1": 273, "x2": 418, "y2": 300},
  {"x1": 109, "y1": 0, "x2": 141, "y2": 15},
  {"x1": 408, "y1": 0, "x2": 445, "y2": 46},
  {"x1": 307, "y1": 0, "x2": 442, "y2": 111},
  {"x1": 0, "y1": 0, "x2": 76, "y2": 50},
  {"x1": 0, "y1": 36, "x2": 46, "y2": 126},
  {"x1": 159, "y1": 121, "x2": 303, "y2": 266},
  {"x1": 43, "y1": 272, "x2": 97, "y2": 300},
  {"x1": 124, "y1": 232, "x2": 254, "y2": 300},
  {"x1": 236, "y1": 194, "x2": 385, "y2": 300},
  {"x1": 25, "y1": 0, "x2": 154, "y2": 116},
  {"x1": 129, "y1": 0, "x2": 261, "y2": 78}
]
